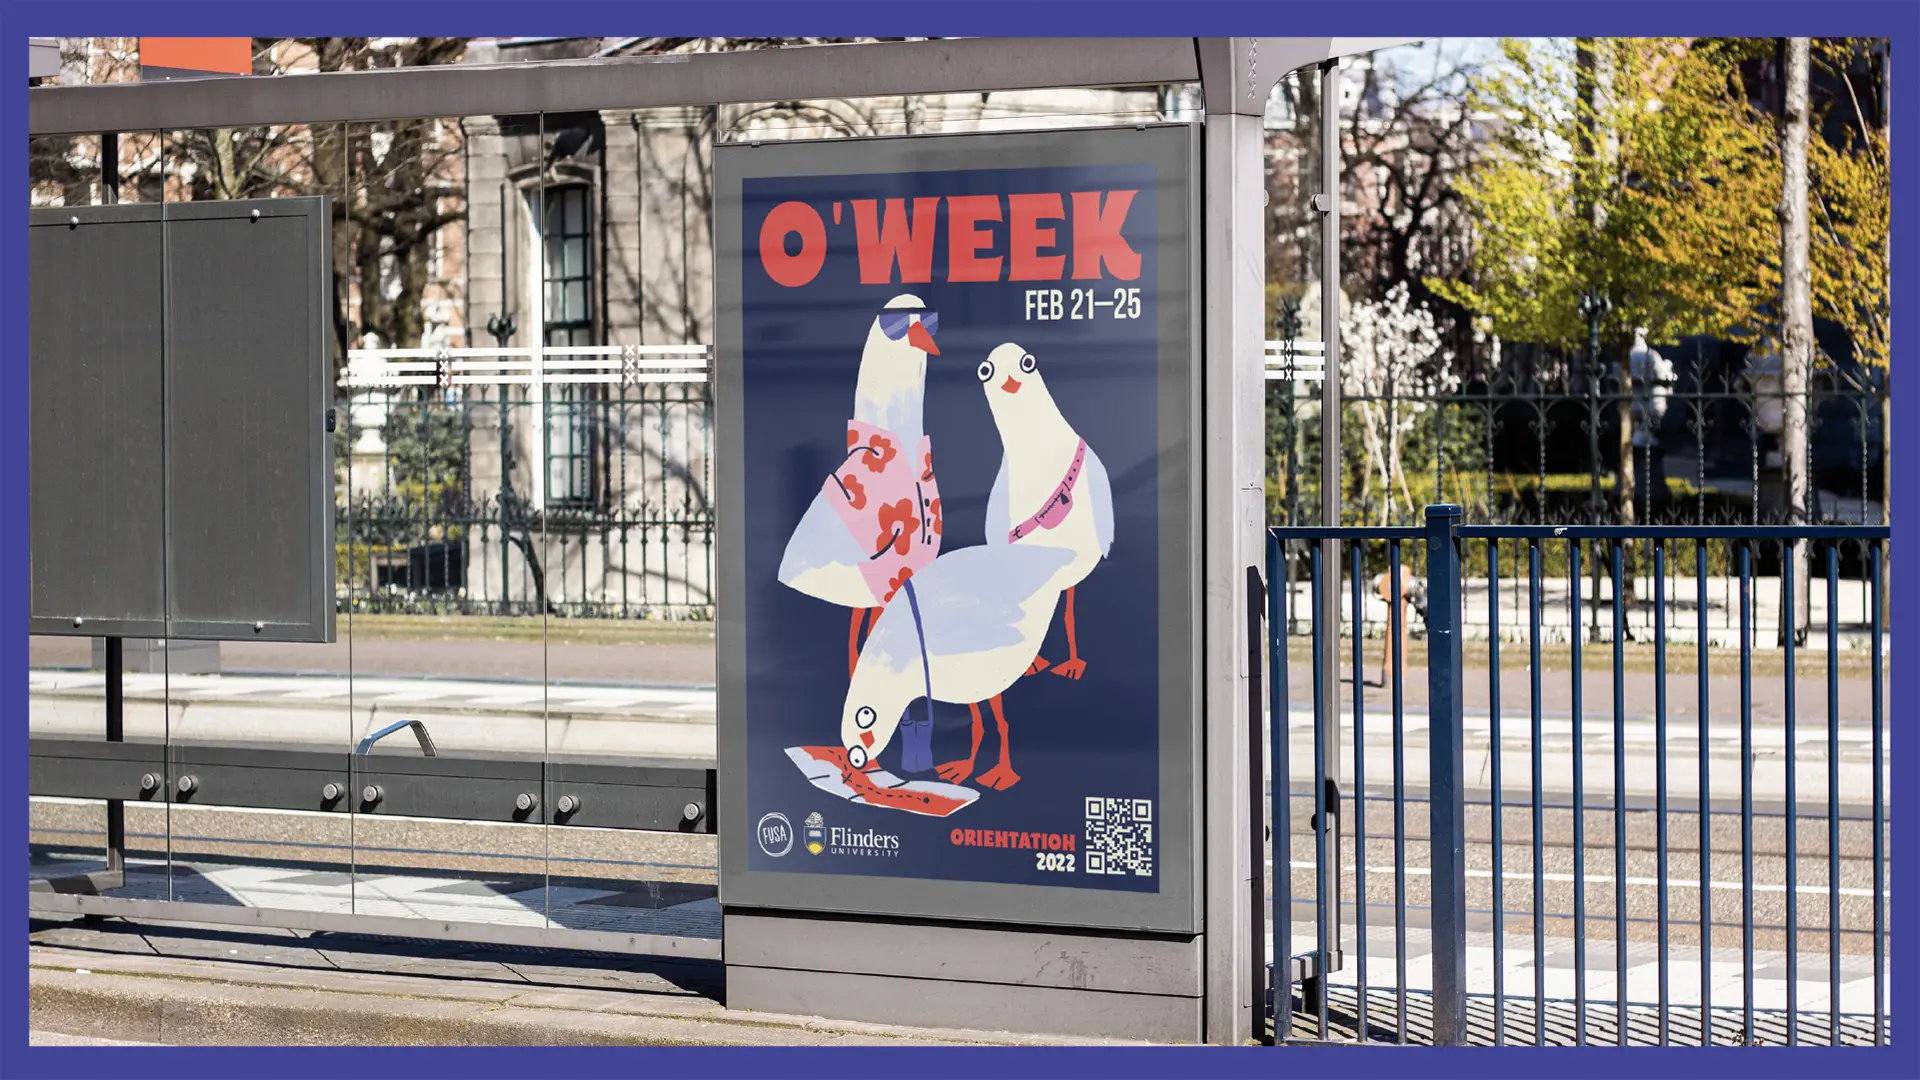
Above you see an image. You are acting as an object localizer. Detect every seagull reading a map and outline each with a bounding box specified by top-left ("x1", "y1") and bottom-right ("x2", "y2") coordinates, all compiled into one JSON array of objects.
[{"x1": 786, "y1": 541, "x2": 1076, "y2": 815}]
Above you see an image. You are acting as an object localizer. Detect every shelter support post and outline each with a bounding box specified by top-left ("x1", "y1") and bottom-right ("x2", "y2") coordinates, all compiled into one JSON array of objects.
[
  {"x1": 101, "y1": 133, "x2": 126, "y2": 897},
  {"x1": 1198, "y1": 37, "x2": 1270, "y2": 1046}
]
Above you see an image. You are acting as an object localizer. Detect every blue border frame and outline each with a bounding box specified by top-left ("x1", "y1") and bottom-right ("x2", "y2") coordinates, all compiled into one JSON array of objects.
[{"x1": 3, "y1": 4, "x2": 1913, "y2": 1077}]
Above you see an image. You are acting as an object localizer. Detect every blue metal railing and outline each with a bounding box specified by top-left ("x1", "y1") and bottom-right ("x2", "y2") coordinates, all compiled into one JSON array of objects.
[
  {"x1": 355, "y1": 718, "x2": 438, "y2": 757},
  {"x1": 1264, "y1": 509, "x2": 1889, "y2": 1047}
]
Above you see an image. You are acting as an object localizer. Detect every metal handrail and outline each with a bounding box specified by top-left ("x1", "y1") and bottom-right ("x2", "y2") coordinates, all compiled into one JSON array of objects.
[{"x1": 355, "y1": 719, "x2": 437, "y2": 757}]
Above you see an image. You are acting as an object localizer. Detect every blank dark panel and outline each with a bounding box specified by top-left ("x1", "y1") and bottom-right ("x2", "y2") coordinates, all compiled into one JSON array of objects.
[
  {"x1": 164, "y1": 201, "x2": 333, "y2": 641},
  {"x1": 29, "y1": 208, "x2": 168, "y2": 636},
  {"x1": 28, "y1": 198, "x2": 334, "y2": 642}
]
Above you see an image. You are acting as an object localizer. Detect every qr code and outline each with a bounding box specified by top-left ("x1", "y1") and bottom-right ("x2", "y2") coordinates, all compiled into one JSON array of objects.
[{"x1": 1084, "y1": 797, "x2": 1155, "y2": 877}]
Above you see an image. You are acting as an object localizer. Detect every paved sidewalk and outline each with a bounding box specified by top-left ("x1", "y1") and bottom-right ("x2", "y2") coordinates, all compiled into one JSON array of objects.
[
  {"x1": 29, "y1": 670, "x2": 716, "y2": 760},
  {"x1": 26, "y1": 918, "x2": 1138, "y2": 1047},
  {"x1": 31, "y1": 851, "x2": 723, "y2": 941},
  {"x1": 27, "y1": 635, "x2": 718, "y2": 686},
  {"x1": 28, "y1": 667, "x2": 1888, "y2": 803},
  {"x1": 29, "y1": 1031, "x2": 158, "y2": 1046},
  {"x1": 1269, "y1": 915, "x2": 1887, "y2": 1022}
]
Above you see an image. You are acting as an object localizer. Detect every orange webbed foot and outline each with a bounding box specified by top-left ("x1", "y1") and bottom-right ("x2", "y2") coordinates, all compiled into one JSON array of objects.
[{"x1": 976, "y1": 761, "x2": 1021, "y2": 790}]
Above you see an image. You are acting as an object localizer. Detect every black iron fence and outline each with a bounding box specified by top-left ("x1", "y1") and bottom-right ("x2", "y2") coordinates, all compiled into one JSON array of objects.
[
  {"x1": 1267, "y1": 359, "x2": 1887, "y2": 530},
  {"x1": 1266, "y1": 354, "x2": 1888, "y2": 645},
  {"x1": 331, "y1": 345, "x2": 1885, "y2": 635},
  {"x1": 334, "y1": 381, "x2": 715, "y2": 620}
]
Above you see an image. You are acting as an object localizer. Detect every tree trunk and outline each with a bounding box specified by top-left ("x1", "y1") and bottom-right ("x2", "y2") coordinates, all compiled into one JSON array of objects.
[
  {"x1": 1617, "y1": 351, "x2": 1635, "y2": 526},
  {"x1": 1575, "y1": 39, "x2": 1605, "y2": 229},
  {"x1": 1779, "y1": 37, "x2": 1813, "y2": 646},
  {"x1": 1578, "y1": 39, "x2": 1635, "y2": 537},
  {"x1": 1883, "y1": 51, "x2": 1892, "y2": 629},
  {"x1": 1883, "y1": 379, "x2": 1891, "y2": 627}
]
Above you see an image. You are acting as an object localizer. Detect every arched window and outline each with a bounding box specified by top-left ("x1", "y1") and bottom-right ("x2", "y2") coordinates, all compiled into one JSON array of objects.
[{"x1": 540, "y1": 181, "x2": 599, "y2": 507}]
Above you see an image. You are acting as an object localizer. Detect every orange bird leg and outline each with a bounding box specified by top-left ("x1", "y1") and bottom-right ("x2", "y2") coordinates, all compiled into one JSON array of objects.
[
  {"x1": 975, "y1": 694, "x2": 1020, "y2": 790},
  {"x1": 1051, "y1": 586, "x2": 1087, "y2": 680},
  {"x1": 847, "y1": 608, "x2": 866, "y2": 677},
  {"x1": 847, "y1": 607, "x2": 881, "y2": 677},
  {"x1": 937, "y1": 702, "x2": 986, "y2": 784}
]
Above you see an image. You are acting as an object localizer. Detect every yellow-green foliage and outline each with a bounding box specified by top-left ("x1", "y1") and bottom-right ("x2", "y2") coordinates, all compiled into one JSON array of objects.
[{"x1": 1434, "y1": 38, "x2": 1889, "y2": 369}]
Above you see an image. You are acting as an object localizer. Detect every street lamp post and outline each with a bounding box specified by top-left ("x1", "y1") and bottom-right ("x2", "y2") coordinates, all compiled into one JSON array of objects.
[
  {"x1": 1578, "y1": 291, "x2": 1611, "y2": 642},
  {"x1": 486, "y1": 312, "x2": 518, "y2": 610},
  {"x1": 486, "y1": 312, "x2": 518, "y2": 500},
  {"x1": 1277, "y1": 298, "x2": 1303, "y2": 635}
]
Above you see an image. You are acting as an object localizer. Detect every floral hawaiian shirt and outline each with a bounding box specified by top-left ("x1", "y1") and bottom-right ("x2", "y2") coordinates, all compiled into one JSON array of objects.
[{"x1": 825, "y1": 419, "x2": 942, "y2": 605}]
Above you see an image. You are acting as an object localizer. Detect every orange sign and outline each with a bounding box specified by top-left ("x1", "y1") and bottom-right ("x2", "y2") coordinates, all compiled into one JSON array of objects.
[{"x1": 139, "y1": 38, "x2": 253, "y2": 78}]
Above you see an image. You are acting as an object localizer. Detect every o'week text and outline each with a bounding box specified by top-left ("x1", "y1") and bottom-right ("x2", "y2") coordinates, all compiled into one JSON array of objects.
[{"x1": 758, "y1": 191, "x2": 1142, "y2": 288}]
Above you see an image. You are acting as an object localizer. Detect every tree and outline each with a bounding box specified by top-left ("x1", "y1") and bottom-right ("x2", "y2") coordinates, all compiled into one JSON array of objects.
[
  {"x1": 1340, "y1": 282, "x2": 1460, "y2": 523},
  {"x1": 1337, "y1": 48, "x2": 1484, "y2": 325},
  {"x1": 1805, "y1": 39, "x2": 1891, "y2": 619},
  {"x1": 68, "y1": 39, "x2": 472, "y2": 384},
  {"x1": 1805, "y1": 42, "x2": 1890, "y2": 557},
  {"x1": 1431, "y1": 39, "x2": 1749, "y2": 529},
  {"x1": 31, "y1": 38, "x2": 472, "y2": 399}
]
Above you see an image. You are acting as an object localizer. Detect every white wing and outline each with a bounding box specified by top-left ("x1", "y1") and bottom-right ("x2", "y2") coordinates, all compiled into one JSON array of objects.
[
  {"x1": 1083, "y1": 446, "x2": 1114, "y2": 557},
  {"x1": 984, "y1": 455, "x2": 1012, "y2": 546},
  {"x1": 778, "y1": 487, "x2": 871, "y2": 606},
  {"x1": 908, "y1": 544, "x2": 1075, "y2": 658}
]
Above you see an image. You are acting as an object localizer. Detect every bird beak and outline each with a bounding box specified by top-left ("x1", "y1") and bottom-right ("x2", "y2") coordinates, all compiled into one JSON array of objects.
[
  {"x1": 1001, "y1": 376, "x2": 1022, "y2": 395},
  {"x1": 907, "y1": 321, "x2": 940, "y2": 355}
]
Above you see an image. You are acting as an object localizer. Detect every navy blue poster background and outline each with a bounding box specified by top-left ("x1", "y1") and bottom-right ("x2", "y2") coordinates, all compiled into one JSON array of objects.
[{"x1": 741, "y1": 161, "x2": 1163, "y2": 893}]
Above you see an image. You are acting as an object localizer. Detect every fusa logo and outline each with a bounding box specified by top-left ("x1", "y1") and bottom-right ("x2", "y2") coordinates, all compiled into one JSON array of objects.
[{"x1": 757, "y1": 812, "x2": 794, "y2": 857}]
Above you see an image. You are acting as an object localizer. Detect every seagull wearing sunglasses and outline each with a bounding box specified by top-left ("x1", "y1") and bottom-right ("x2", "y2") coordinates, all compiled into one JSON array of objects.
[{"x1": 778, "y1": 295, "x2": 946, "y2": 684}]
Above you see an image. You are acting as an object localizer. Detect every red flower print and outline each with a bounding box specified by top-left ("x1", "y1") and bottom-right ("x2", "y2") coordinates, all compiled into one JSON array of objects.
[
  {"x1": 847, "y1": 429, "x2": 860, "y2": 449},
  {"x1": 927, "y1": 497, "x2": 943, "y2": 536},
  {"x1": 883, "y1": 567, "x2": 914, "y2": 602},
  {"x1": 875, "y1": 499, "x2": 918, "y2": 557},
  {"x1": 861, "y1": 434, "x2": 897, "y2": 474},
  {"x1": 839, "y1": 473, "x2": 868, "y2": 511},
  {"x1": 921, "y1": 452, "x2": 935, "y2": 482}
]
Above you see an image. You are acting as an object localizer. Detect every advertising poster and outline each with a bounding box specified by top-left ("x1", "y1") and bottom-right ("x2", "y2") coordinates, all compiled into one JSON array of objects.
[{"x1": 718, "y1": 127, "x2": 1199, "y2": 932}]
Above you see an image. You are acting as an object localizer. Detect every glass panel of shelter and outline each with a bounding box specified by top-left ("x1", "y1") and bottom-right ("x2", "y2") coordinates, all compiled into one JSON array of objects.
[
  {"x1": 335, "y1": 113, "x2": 558, "y2": 929},
  {"x1": 141, "y1": 123, "x2": 359, "y2": 917},
  {"x1": 25, "y1": 130, "x2": 170, "y2": 902}
]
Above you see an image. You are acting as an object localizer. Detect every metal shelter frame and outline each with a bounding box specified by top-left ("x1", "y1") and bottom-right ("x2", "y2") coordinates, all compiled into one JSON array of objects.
[{"x1": 27, "y1": 36, "x2": 1416, "y2": 1046}]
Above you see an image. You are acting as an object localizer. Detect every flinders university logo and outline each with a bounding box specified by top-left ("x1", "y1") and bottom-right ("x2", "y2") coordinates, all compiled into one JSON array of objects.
[{"x1": 805, "y1": 812, "x2": 826, "y2": 855}]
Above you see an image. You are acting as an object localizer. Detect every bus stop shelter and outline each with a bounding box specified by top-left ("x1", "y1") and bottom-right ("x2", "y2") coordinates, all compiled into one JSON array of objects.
[{"x1": 27, "y1": 36, "x2": 1412, "y2": 1045}]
